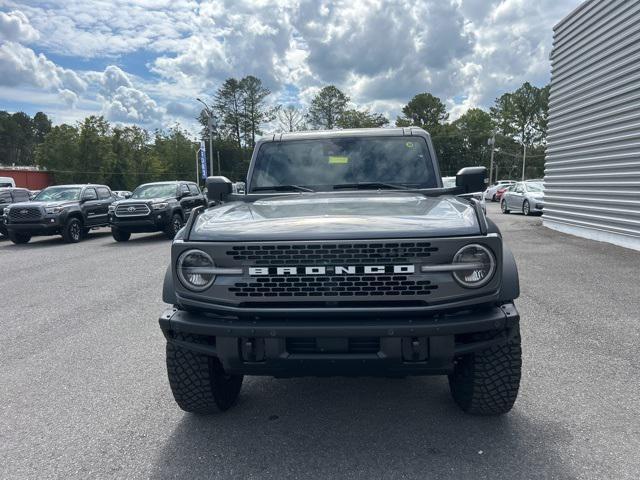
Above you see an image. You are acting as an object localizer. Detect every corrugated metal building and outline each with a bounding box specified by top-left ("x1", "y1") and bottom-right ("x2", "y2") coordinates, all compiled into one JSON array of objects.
[{"x1": 543, "y1": 0, "x2": 640, "y2": 251}]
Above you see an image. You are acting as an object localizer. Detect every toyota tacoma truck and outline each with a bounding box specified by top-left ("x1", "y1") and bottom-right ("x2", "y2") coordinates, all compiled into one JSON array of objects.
[
  {"x1": 159, "y1": 128, "x2": 522, "y2": 416},
  {"x1": 109, "y1": 181, "x2": 205, "y2": 241},
  {"x1": 4, "y1": 184, "x2": 114, "y2": 244}
]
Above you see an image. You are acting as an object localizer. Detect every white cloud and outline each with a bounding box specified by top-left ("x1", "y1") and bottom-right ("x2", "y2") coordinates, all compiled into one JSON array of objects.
[
  {"x1": 0, "y1": 41, "x2": 86, "y2": 93},
  {"x1": 0, "y1": 10, "x2": 39, "y2": 42}
]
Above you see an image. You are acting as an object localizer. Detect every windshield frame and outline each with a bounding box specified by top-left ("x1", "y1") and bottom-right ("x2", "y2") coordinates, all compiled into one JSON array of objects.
[
  {"x1": 34, "y1": 186, "x2": 83, "y2": 202},
  {"x1": 130, "y1": 183, "x2": 178, "y2": 199},
  {"x1": 247, "y1": 134, "x2": 440, "y2": 193}
]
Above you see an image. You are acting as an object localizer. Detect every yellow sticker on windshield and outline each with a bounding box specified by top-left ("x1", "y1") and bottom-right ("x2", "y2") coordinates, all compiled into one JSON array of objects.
[
  {"x1": 405, "y1": 141, "x2": 414, "y2": 148},
  {"x1": 328, "y1": 156, "x2": 349, "y2": 164}
]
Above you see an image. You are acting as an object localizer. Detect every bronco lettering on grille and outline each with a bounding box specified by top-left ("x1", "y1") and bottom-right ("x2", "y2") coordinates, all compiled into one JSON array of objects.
[{"x1": 248, "y1": 265, "x2": 415, "y2": 276}]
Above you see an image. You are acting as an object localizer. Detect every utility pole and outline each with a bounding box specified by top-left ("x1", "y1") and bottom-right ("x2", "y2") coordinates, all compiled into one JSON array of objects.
[
  {"x1": 521, "y1": 143, "x2": 527, "y2": 181},
  {"x1": 196, "y1": 98, "x2": 215, "y2": 180},
  {"x1": 217, "y1": 150, "x2": 221, "y2": 176},
  {"x1": 488, "y1": 131, "x2": 496, "y2": 184}
]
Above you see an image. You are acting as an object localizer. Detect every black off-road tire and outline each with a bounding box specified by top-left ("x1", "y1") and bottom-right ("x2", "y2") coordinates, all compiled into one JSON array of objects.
[
  {"x1": 9, "y1": 231, "x2": 31, "y2": 244},
  {"x1": 448, "y1": 327, "x2": 522, "y2": 415},
  {"x1": 166, "y1": 333, "x2": 243, "y2": 414},
  {"x1": 501, "y1": 200, "x2": 510, "y2": 214},
  {"x1": 164, "y1": 213, "x2": 183, "y2": 239},
  {"x1": 523, "y1": 200, "x2": 531, "y2": 216},
  {"x1": 62, "y1": 217, "x2": 83, "y2": 243},
  {"x1": 111, "y1": 227, "x2": 131, "y2": 242}
]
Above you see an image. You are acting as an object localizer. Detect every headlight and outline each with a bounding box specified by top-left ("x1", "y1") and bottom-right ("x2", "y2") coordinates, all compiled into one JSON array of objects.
[
  {"x1": 108, "y1": 205, "x2": 116, "y2": 213},
  {"x1": 2, "y1": 207, "x2": 9, "y2": 215},
  {"x1": 152, "y1": 202, "x2": 168, "y2": 210},
  {"x1": 451, "y1": 244, "x2": 496, "y2": 288},
  {"x1": 177, "y1": 249, "x2": 216, "y2": 291},
  {"x1": 45, "y1": 206, "x2": 64, "y2": 214}
]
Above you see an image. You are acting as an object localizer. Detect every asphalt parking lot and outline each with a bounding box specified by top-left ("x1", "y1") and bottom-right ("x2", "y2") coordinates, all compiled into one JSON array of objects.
[{"x1": 1, "y1": 202, "x2": 639, "y2": 480}]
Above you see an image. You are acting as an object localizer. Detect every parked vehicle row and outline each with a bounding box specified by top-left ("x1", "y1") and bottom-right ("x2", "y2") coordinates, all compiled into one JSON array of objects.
[{"x1": 1, "y1": 180, "x2": 205, "y2": 244}]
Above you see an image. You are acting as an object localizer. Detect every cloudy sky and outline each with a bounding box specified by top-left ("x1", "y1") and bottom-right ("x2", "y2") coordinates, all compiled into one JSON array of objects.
[{"x1": 0, "y1": 0, "x2": 581, "y2": 134}]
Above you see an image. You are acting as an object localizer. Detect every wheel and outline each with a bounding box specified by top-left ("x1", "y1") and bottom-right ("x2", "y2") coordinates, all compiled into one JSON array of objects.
[
  {"x1": 448, "y1": 327, "x2": 522, "y2": 415},
  {"x1": 166, "y1": 333, "x2": 243, "y2": 414},
  {"x1": 62, "y1": 218, "x2": 83, "y2": 243},
  {"x1": 501, "y1": 200, "x2": 510, "y2": 214},
  {"x1": 111, "y1": 227, "x2": 131, "y2": 242},
  {"x1": 9, "y1": 231, "x2": 31, "y2": 244},
  {"x1": 492, "y1": 194, "x2": 497, "y2": 202},
  {"x1": 164, "y1": 213, "x2": 183, "y2": 239},
  {"x1": 523, "y1": 200, "x2": 531, "y2": 216}
]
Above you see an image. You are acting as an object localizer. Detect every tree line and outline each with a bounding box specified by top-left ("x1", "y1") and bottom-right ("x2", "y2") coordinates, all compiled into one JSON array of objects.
[{"x1": 0, "y1": 76, "x2": 549, "y2": 189}]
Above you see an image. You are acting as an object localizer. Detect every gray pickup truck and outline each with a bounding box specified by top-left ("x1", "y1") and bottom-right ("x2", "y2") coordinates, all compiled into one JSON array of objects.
[{"x1": 159, "y1": 128, "x2": 521, "y2": 416}]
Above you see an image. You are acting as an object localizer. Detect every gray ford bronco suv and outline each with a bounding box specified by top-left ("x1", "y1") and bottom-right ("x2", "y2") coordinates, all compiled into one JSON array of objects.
[{"x1": 159, "y1": 128, "x2": 521, "y2": 416}]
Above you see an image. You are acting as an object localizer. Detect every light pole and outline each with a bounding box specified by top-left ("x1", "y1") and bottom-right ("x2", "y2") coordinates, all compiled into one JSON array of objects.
[
  {"x1": 196, "y1": 98, "x2": 216, "y2": 177},
  {"x1": 488, "y1": 131, "x2": 496, "y2": 185}
]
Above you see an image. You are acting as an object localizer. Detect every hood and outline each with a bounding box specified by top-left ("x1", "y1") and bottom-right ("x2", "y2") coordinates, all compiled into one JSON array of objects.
[
  {"x1": 190, "y1": 192, "x2": 481, "y2": 241},
  {"x1": 9, "y1": 200, "x2": 76, "y2": 209},
  {"x1": 115, "y1": 197, "x2": 171, "y2": 205}
]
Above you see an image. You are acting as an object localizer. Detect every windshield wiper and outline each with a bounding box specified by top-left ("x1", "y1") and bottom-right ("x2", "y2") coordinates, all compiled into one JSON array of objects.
[
  {"x1": 333, "y1": 182, "x2": 410, "y2": 190},
  {"x1": 252, "y1": 185, "x2": 314, "y2": 192}
]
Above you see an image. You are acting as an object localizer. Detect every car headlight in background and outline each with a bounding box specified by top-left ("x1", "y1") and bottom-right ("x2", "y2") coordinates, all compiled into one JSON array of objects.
[
  {"x1": 108, "y1": 205, "x2": 116, "y2": 213},
  {"x1": 45, "y1": 206, "x2": 64, "y2": 214},
  {"x1": 451, "y1": 244, "x2": 496, "y2": 288},
  {"x1": 177, "y1": 249, "x2": 216, "y2": 291},
  {"x1": 152, "y1": 202, "x2": 168, "y2": 210},
  {"x1": 2, "y1": 207, "x2": 9, "y2": 215}
]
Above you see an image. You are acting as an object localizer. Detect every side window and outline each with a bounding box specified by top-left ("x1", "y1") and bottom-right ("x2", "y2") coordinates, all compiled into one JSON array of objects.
[
  {"x1": 0, "y1": 190, "x2": 10, "y2": 202},
  {"x1": 180, "y1": 184, "x2": 190, "y2": 196},
  {"x1": 83, "y1": 188, "x2": 98, "y2": 201},
  {"x1": 97, "y1": 187, "x2": 111, "y2": 199},
  {"x1": 188, "y1": 184, "x2": 200, "y2": 195}
]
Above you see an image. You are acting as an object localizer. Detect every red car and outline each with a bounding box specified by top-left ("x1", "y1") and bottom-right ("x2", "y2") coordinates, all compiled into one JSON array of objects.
[{"x1": 495, "y1": 185, "x2": 513, "y2": 201}]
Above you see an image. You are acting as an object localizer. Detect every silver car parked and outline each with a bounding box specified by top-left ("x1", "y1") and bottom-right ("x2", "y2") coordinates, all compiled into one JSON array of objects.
[{"x1": 501, "y1": 181, "x2": 544, "y2": 215}]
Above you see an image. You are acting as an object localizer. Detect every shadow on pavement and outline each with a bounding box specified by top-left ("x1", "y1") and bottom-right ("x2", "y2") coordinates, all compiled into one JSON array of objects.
[
  {"x1": 101, "y1": 232, "x2": 170, "y2": 246},
  {"x1": 151, "y1": 376, "x2": 574, "y2": 480},
  {"x1": 0, "y1": 229, "x2": 112, "y2": 249}
]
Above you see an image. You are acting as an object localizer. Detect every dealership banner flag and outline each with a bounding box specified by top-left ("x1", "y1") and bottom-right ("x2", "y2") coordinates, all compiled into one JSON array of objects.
[{"x1": 200, "y1": 140, "x2": 208, "y2": 178}]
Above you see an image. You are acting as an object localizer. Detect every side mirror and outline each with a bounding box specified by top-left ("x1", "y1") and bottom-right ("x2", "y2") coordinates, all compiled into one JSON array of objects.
[
  {"x1": 124, "y1": 193, "x2": 132, "y2": 199},
  {"x1": 206, "y1": 176, "x2": 233, "y2": 203},
  {"x1": 456, "y1": 166, "x2": 487, "y2": 194}
]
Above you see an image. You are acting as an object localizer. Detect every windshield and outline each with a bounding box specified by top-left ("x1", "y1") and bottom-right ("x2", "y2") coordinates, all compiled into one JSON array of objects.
[
  {"x1": 526, "y1": 182, "x2": 544, "y2": 192},
  {"x1": 35, "y1": 186, "x2": 82, "y2": 201},
  {"x1": 250, "y1": 136, "x2": 437, "y2": 191},
  {"x1": 131, "y1": 184, "x2": 177, "y2": 199}
]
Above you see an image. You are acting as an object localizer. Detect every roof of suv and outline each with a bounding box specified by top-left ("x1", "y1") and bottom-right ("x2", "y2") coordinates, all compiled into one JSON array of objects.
[{"x1": 270, "y1": 127, "x2": 429, "y2": 142}]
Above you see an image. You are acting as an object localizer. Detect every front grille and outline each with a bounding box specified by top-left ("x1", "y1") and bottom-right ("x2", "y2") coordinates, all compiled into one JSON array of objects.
[
  {"x1": 286, "y1": 337, "x2": 380, "y2": 354},
  {"x1": 229, "y1": 274, "x2": 437, "y2": 298},
  {"x1": 226, "y1": 242, "x2": 438, "y2": 266},
  {"x1": 115, "y1": 203, "x2": 150, "y2": 217},
  {"x1": 9, "y1": 206, "x2": 42, "y2": 221}
]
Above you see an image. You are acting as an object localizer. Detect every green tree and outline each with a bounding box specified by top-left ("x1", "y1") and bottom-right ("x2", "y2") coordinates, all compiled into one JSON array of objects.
[
  {"x1": 35, "y1": 124, "x2": 80, "y2": 184},
  {"x1": 490, "y1": 82, "x2": 549, "y2": 147},
  {"x1": 77, "y1": 116, "x2": 113, "y2": 183},
  {"x1": 214, "y1": 78, "x2": 244, "y2": 149},
  {"x1": 396, "y1": 93, "x2": 448, "y2": 130},
  {"x1": 152, "y1": 126, "x2": 198, "y2": 183},
  {"x1": 307, "y1": 86, "x2": 349, "y2": 129},
  {"x1": 239, "y1": 75, "x2": 278, "y2": 148},
  {"x1": 337, "y1": 109, "x2": 389, "y2": 128}
]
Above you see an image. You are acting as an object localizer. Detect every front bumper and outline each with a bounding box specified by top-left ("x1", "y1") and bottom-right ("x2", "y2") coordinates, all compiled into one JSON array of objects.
[
  {"x1": 110, "y1": 210, "x2": 170, "y2": 232},
  {"x1": 6, "y1": 218, "x2": 62, "y2": 235},
  {"x1": 159, "y1": 303, "x2": 519, "y2": 376}
]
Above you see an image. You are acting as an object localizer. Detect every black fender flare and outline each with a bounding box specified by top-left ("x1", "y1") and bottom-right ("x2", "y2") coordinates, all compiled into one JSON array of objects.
[
  {"x1": 162, "y1": 264, "x2": 177, "y2": 304},
  {"x1": 60, "y1": 208, "x2": 83, "y2": 226},
  {"x1": 499, "y1": 244, "x2": 520, "y2": 302}
]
